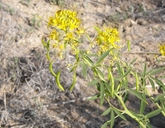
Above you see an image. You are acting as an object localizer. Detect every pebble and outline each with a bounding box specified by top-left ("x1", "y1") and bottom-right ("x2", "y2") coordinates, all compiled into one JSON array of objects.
[{"x1": 137, "y1": 18, "x2": 147, "y2": 25}]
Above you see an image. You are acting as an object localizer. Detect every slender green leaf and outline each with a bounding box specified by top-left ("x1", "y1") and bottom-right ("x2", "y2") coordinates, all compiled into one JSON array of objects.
[
  {"x1": 143, "y1": 63, "x2": 147, "y2": 76},
  {"x1": 88, "y1": 53, "x2": 99, "y2": 57},
  {"x1": 127, "y1": 40, "x2": 131, "y2": 51},
  {"x1": 130, "y1": 58, "x2": 137, "y2": 65},
  {"x1": 83, "y1": 56, "x2": 93, "y2": 67},
  {"x1": 102, "y1": 108, "x2": 111, "y2": 116},
  {"x1": 104, "y1": 82, "x2": 111, "y2": 94},
  {"x1": 42, "y1": 40, "x2": 50, "y2": 51},
  {"x1": 121, "y1": 65, "x2": 125, "y2": 75},
  {"x1": 94, "y1": 26, "x2": 102, "y2": 32},
  {"x1": 55, "y1": 71, "x2": 65, "y2": 91},
  {"x1": 146, "y1": 109, "x2": 162, "y2": 118},
  {"x1": 96, "y1": 68, "x2": 106, "y2": 81},
  {"x1": 154, "y1": 93, "x2": 165, "y2": 102},
  {"x1": 113, "y1": 107, "x2": 127, "y2": 121},
  {"x1": 110, "y1": 110, "x2": 115, "y2": 128},
  {"x1": 123, "y1": 92, "x2": 129, "y2": 103},
  {"x1": 135, "y1": 72, "x2": 139, "y2": 91},
  {"x1": 146, "y1": 123, "x2": 153, "y2": 128},
  {"x1": 151, "y1": 77, "x2": 165, "y2": 89},
  {"x1": 101, "y1": 122, "x2": 108, "y2": 128},
  {"x1": 148, "y1": 77, "x2": 155, "y2": 91},
  {"x1": 108, "y1": 69, "x2": 114, "y2": 97},
  {"x1": 88, "y1": 94, "x2": 99, "y2": 101},
  {"x1": 82, "y1": 63, "x2": 88, "y2": 77},
  {"x1": 116, "y1": 62, "x2": 123, "y2": 77},
  {"x1": 140, "y1": 94, "x2": 146, "y2": 114},
  {"x1": 88, "y1": 79, "x2": 100, "y2": 86},
  {"x1": 76, "y1": 53, "x2": 79, "y2": 61},
  {"x1": 42, "y1": 39, "x2": 47, "y2": 47},
  {"x1": 147, "y1": 67, "x2": 165, "y2": 76},
  {"x1": 141, "y1": 78, "x2": 147, "y2": 88},
  {"x1": 160, "y1": 101, "x2": 165, "y2": 116},
  {"x1": 116, "y1": 83, "x2": 122, "y2": 92},
  {"x1": 69, "y1": 72, "x2": 76, "y2": 91},
  {"x1": 46, "y1": 52, "x2": 51, "y2": 62},
  {"x1": 127, "y1": 88, "x2": 147, "y2": 103},
  {"x1": 122, "y1": 68, "x2": 132, "y2": 78},
  {"x1": 95, "y1": 50, "x2": 110, "y2": 66},
  {"x1": 93, "y1": 67, "x2": 98, "y2": 77},
  {"x1": 85, "y1": 32, "x2": 92, "y2": 42},
  {"x1": 128, "y1": 110, "x2": 139, "y2": 116},
  {"x1": 100, "y1": 82, "x2": 105, "y2": 106},
  {"x1": 160, "y1": 101, "x2": 165, "y2": 115},
  {"x1": 49, "y1": 61, "x2": 57, "y2": 77},
  {"x1": 70, "y1": 65, "x2": 77, "y2": 72}
]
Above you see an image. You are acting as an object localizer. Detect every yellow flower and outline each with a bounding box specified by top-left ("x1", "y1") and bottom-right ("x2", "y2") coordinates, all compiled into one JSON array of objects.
[
  {"x1": 47, "y1": 9, "x2": 85, "y2": 57},
  {"x1": 95, "y1": 27, "x2": 120, "y2": 54},
  {"x1": 52, "y1": 42, "x2": 58, "y2": 48},
  {"x1": 64, "y1": 32, "x2": 75, "y2": 41},
  {"x1": 47, "y1": 17, "x2": 55, "y2": 27},
  {"x1": 159, "y1": 44, "x2": 165, "y2": 56},
  {"x1": 47, "y1": 10, "x2": 81, "y2": 31},
  {"x1": 59, "y1": 44, "x2": 64, "y2": 50},
  {"x1": 49, "y1": 30, "x2": 59, "y2": 41},
  {"x1": 71, "y1": 44, "x2": 79, "y2": 54}
]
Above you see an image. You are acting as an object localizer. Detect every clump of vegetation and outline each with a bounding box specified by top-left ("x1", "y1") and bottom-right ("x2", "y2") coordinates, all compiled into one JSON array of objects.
[{"x1": 42, "y1": 9, "x2": 165, "y2": 128}]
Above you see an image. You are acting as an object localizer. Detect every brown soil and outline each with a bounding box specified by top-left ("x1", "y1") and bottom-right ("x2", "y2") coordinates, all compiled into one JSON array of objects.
[{"x1": 0, "y1": 0, "x2": 165, "y2": 128}]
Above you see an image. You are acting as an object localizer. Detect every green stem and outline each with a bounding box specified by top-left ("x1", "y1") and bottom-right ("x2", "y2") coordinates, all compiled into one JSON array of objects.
[
  {"x1": 150, "y1": 96, "x2": 165, "y2": 116},
  {"x1": 46, "y1": 51, "x2": 51, "y2": 62},
  {"x1": 115, "y1": 94, "x2": 146, "y2": 128}
]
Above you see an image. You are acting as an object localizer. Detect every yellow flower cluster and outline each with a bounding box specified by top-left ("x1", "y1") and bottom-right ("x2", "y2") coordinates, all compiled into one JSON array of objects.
[
  {"x1": 95, "y1": 27, "x2": 120, "y2": 54},
  {"x1": 48, "y1": 10, "x2": 81, "y2": 31},
  {"x1": 47, "y1": 10, "x2": 84, "y2": 57},
  {"x1": 159, "y1": 44, "x2": 165, "y2": 56}
]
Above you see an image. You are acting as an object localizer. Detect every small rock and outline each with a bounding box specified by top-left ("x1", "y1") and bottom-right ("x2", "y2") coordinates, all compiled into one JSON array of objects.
[
  {"x1": 124, "y1": 19, "x2": 136, "y2": 27},
  {"x1": 137, "y1": 18, "x2": 147, "y2": 25},
  {"x1": 116, "y1": 120, "x2": 132, "y2": 128}
]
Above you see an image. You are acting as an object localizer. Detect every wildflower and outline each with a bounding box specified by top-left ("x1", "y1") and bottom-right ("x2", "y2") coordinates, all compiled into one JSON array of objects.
[
  {"x1": 75, "y1": 28, "x2": 85, "y2": 37},
  {"x1": 52, "y1": 42, "x2": 58, "y2": 48},
  {"x1": 159, "y1": 44, "x2": 165, "y2": 56},
  {"x1": 66, "y1": 39, "x2": 78, "y2": 53},
  {"x1": 49, "y1": 29, "x2": 59, "y2": 41},
  {"x1": 47, "y1": 10, "x2": 81, "y2": 31},
  {"x1": 47, "y1": 10, "x2": 84, "y2": 57},
  {"x1": 59, "y1": 44, "x2": 64, "y2": 50},
  {"x1": 95, "y1": 27, "x2": 120, "y2": 54},
  {"x1": 64, "y1": 32, "x2": 75, "y2": 42}
]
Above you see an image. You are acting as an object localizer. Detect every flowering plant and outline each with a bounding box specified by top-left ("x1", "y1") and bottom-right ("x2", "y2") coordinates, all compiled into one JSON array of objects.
[
  {"x1": 42, "y1": 9, "x2": 165, "y2": 128},
  {"x1": 47, "y1": 10, "x2": 84, "y2": 57},
  {"x1": 159, "y1": 44, "x2": 165, "y2": 56}
]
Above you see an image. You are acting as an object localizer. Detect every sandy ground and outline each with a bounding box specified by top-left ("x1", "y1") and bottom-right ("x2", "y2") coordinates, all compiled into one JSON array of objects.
[{"x1": 0, "y1": 0, "x2": 165, "y2": 128}]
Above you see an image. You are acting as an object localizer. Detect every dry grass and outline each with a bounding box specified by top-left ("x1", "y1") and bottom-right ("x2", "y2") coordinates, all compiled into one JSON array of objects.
[{"x1": 0, "y1": 0, "x2": 165, "y2": 128}]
